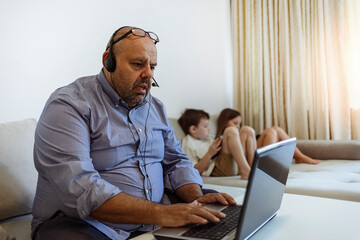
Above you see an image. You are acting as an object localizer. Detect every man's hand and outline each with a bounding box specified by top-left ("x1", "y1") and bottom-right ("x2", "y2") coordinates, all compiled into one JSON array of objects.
[
  {"x1": 156, "y1": 193, "x2": 236, "y2": 227},
  {"x1": 168, "y1": 184, "x2": 237, "y2": 227},
  {"x1": 156, "y1": 200, "x2": 226, "y2": 227},
  {"x1": 175, "y1": 184, "x2": 237, "y2": 206},
  {"x1": 196, "y1": 193, "x2": 237, "y2": 206}
]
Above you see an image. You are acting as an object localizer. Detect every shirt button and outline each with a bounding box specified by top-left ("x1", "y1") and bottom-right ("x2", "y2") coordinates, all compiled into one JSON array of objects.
[
  {"x1": 115, "y1": 104, "x2": 119, "y2": 108},
  {"x1": 138, "y1": 128, "x2": 142, "y2": 132}
]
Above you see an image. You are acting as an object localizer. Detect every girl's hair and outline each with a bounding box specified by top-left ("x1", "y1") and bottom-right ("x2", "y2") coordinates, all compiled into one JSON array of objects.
[
  {"x1": 178, "y1": 109, "x2": 210, "y2": 135},
  {"x1": 215, "y1": 108, "x2": 241, "y2": 138}
]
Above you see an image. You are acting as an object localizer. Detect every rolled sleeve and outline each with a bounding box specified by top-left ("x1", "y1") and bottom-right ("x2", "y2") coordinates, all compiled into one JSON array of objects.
[
  {"x1": 76, "y1": 178, "x2": 121, "y2": 218},
  {"x1": 163, "y1": 166, "x2": 203, "y2": 192}
]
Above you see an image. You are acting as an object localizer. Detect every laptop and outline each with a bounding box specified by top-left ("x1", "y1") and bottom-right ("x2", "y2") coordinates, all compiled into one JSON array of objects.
[{"x1": 153, "y1": 138, "x2": 296, "y2": 240}]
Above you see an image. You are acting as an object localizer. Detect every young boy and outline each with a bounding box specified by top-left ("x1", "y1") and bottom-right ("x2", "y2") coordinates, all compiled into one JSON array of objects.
[{"x1": 178, "y1": 109, "x2": 222, "y2": 176}]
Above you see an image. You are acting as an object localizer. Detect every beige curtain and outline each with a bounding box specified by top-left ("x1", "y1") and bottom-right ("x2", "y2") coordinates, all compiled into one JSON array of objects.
[{"x1": 232, "y1": 0, "x2": 360, "y2": 140}]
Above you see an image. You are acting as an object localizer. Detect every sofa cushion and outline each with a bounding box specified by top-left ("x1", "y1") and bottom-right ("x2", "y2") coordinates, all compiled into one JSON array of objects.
[
  {"x1": 0, "y1": 226, "x2": 9, "y2": 240},
  {"x1": 0, "y1": 119, "x2": 38, "y2": 220},
  {"x1": 0, "y1": 215, "x2": 32, "y2": 240},
  {"x1": 203, "y1": 159, "x2": 360, "y2": 202}
]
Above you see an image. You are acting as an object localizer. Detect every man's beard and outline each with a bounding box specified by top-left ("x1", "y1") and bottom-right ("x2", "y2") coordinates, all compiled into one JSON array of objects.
[
  {"x1": 125, "y1": 79, "x2": 149, "y2": 107},
  {"x1": 126, "y1": 92, "x2": 147, "y2": 106}
]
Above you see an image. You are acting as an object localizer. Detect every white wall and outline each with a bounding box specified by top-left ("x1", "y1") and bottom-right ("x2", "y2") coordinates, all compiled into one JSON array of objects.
[{"x1": 0, "y1": 0, "x2": 233, "y2": 123}]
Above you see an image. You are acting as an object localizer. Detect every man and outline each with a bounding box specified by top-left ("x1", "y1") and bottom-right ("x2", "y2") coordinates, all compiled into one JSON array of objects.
[{"x1": 32, "y1": 26, "x2": 236, "y2": 240}]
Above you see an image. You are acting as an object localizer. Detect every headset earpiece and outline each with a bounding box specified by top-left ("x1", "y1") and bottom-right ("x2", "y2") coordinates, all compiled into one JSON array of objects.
[
  {"x1": 105, "y1": 42, "x2": 116, "y2": 73},
  {"x1": 104, "y1": 30, "x2": 117, "y2": 73},
  {"x1": 104, "y1": 53, "x2": 116, "y2": 72}
]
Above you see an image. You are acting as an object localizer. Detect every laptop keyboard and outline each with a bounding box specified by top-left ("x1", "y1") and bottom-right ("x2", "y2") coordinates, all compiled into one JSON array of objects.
[{"x1": 182, "y1": 205, "x2": 242, "y2": 240}]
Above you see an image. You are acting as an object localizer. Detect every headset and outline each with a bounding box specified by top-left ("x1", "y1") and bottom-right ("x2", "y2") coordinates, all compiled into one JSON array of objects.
[
  {"x1": 104, "y1": 28, "x2": 159, "y2": 87},
  {"x1": 126, "y1": 94, "x2": 153, "y2": 201},
  {"x1": 104, "y1": 31, "x2": 117, "y2": 73}
]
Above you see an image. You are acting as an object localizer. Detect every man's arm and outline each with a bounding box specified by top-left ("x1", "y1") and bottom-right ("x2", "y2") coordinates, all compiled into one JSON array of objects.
[
  {"x1": 90, "y1": 192, "x2": 226, "y2": 227},
  {"x1": 174, "y1": 183, "x2": 237, "y2": 206},
  {"x1": 33, "y1": 93, "x2": 122, "y2": 219},
  {"x1": 174, "y1": 183, "x2": 203, "y2": 202}
]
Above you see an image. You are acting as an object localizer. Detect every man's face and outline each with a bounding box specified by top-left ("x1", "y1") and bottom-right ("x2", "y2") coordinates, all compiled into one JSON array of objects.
[{"x1": 108, "y1": 35, "x2": 157, "y2": 107}]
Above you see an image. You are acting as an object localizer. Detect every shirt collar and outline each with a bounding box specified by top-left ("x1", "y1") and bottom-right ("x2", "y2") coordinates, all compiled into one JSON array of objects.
[{"x1": 97, "y1": 69, "x2": 149, "y2": 109}]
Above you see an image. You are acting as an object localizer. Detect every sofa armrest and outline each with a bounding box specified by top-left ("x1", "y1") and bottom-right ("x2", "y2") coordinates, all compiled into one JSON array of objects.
[
  {"x1": 0, "y1": 225, "x2": 9, "y2": 240},
  {"x1": 297, "y1": 140, "x2": 360, "y2": 160}
]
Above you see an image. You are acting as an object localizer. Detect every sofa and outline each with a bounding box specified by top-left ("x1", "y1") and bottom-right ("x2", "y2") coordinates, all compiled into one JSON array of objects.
[
  {"x1": 168, "y1": 117, "x2": 360, "y2": 202},
  {"x1": 1, "y1": 118, "x2": 360, "y2": 240},
  {"x1": 0, "y1": 119, "x2": 37, "y2": 240}
]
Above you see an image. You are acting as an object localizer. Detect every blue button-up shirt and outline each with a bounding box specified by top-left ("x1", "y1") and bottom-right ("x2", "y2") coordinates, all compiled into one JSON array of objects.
[{"x1": 31, "y1": 70, "x2": 203, "y2": 239}]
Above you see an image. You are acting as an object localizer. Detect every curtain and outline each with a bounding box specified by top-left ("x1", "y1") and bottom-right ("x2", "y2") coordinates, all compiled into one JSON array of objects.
[{"x1": 231, "y1": 0, "x2": 360, "y2": 140}]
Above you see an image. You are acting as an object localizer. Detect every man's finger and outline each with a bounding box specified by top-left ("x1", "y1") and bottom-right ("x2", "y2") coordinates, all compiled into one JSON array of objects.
[
  {"x1": 220, "y1": 193, "x2": 237, "y2": 205},
  {"x1": 197, "y1": 193, "x2": 228, "y2": 205},
  {"x1": 203, "y1": 207, "x2": 226, "y2": 219},
  {"x1": 194, "y1": 206, "x2": 224, "y2": 223}
]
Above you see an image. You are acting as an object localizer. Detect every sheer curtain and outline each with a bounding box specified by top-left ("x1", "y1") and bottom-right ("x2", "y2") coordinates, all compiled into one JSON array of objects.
[{"x1": 231, "y1": 0, "x2": 360, "y2": 140}]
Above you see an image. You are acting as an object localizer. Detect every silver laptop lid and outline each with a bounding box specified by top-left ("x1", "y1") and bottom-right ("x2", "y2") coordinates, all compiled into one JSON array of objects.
[
  {"x1": 236, "y1": 138, "x2": 296, "y2": 240},
  {"x1": 153, "y1": 138, "x2": 296, "y2": 240}
]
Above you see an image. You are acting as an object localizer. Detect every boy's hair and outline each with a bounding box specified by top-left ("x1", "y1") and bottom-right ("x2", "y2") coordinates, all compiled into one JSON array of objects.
[{"x1": 178, "y1": 109, "x2": 210, "y2": 135}]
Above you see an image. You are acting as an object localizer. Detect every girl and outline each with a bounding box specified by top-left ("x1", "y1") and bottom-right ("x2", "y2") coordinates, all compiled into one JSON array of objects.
[{"x1": 214, "y1": 108, "x2": 319, "y2": 180}]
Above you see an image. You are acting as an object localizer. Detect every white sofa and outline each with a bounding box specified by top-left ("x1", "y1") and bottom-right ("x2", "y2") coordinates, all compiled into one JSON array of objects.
[
  {"x1": 0, "y1": 119, "x2": 37, "y2": 240},
  {"x1": 1, "y1": 118, "x2": 360, "y2": 240},
  {"x1": 168, "y1": 117, "x2": 360, "y2": 202}
]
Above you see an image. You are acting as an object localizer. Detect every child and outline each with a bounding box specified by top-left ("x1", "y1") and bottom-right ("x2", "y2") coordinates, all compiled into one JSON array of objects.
[
  {"x1": 213, "y1": 109, "x2": 256, "y2": 179},
  {"x1": 178, "y1": 109, "x2": 222, "y2": 176},
  {"x1": 215, "y1": 108, "x2": 319, "y2": 179}
]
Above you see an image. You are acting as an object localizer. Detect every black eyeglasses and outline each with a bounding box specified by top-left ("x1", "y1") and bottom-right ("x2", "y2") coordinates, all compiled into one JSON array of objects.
[{"x1": 107, "y1": 27, "x2": 159, "y2": 50}]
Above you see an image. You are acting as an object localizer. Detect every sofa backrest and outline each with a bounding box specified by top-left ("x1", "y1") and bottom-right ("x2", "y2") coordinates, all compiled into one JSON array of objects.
[
  {"x1": 0, "y1": 119, "x2": 38, "y2": 221},
  {"x1": 297, "y1": 140, "x2": 360, "y2": 160}
]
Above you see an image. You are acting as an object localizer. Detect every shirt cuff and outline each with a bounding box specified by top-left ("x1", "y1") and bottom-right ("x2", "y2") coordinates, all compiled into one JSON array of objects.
[{"x1": 77, "y1": 179, "x2": 122, "y2": 218}]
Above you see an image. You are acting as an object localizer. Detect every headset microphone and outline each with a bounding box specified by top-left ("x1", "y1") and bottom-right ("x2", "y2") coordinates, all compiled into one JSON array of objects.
[{"x1": 151, "y1": 77, "x2": 159, "y2": 87}]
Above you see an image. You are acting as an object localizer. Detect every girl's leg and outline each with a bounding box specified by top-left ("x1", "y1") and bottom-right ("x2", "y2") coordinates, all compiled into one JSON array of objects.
[
  {"x1": 256, "y1": 127, "x2": 278, "y2": 148},
  {"x1": 239, "y1": 126, "x2": 257, "y2": 167},
  {"x1": 222, "y1": 126, "x2": 251, "y2": 179},
  {"x1": 257, "y1": 126, "x2": 319, "y2": 164}
]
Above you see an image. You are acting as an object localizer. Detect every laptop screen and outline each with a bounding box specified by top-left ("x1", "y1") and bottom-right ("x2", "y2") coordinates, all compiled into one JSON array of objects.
[
  {"x1": 236, "y1": 138, "x2": 296, "y2": 240},
  {"x1": 153, "y1": 138, "x2": 296, "y2": 240}
]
